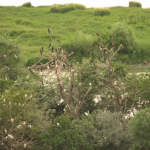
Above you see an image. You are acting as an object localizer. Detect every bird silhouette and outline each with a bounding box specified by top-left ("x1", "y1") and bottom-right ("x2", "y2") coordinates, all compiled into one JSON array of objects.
[
  {"x1": 49, "y1": 43, "x2": 51, "y2": 47},
  {"x1": 57, "y1": 39, "x2": 60, "y2": 43},
  {"x1": 48, "y1": 28, "x2": 50, "y2": 34}
]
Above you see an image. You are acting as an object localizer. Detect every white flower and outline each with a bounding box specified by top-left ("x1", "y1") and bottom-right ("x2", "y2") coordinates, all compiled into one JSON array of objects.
[
  {"x1": 5, "y1": 129, "x2": 7, "y2": 133},
  {"x1": 3, "y1": 99, "x2": 5, "y2": 102},
  {"x1": 89, "y1": 83, "x2": 92, "y2": 86},
  {"x1": 4, "y1": 54, "x2": 6, "y2": 57},
  {"x1": 15, "y1": 54, "x2": 17, "y2": 58},
  {"x1": 25, "y1": 94, "x2": 27, "y2": 97},
  {"x1": 8, "y1": 134, "x2": 13, "y2": 139},
  {"x1": 57, "y1": 123, "x2": 60, "y2": 126}
]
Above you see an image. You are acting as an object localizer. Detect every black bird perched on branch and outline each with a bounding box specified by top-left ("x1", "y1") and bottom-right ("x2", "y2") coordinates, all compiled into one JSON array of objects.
[
  {"x1": 48, "y1": 28, "x2": 50, "y2": 34},
  {"x1": 96, "y1": 33, "x2": 99, "y2": 36},
  {"x1": 40, "y1": 49, "x2": 42, "y2": 55}
]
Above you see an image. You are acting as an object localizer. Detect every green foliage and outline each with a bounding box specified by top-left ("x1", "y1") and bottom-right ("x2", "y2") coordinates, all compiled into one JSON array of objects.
[
  {"x1": 50, "y1": 3, "x2": 86, "y2": 13},
  {"x1": 36, "y1": 115, "x2": 92, "y2": 150},
  {"x1": 22, "y1": 2, "x2": 32, "y2": 7},
  {"x1": 74, "y1": 110, "x2": 129, "y2": 150},
  {"x1": 110, "y1": 22, "x2": 137, "y2": 54},
  {"x1": 129, "y1": 1, "x2": 142, "y2": 8},
  {"x1": 0, "y1": 35, "x2": 20, "y2": 93},
  {"x1": 94, "y1": 8, "x2": 111, "y2": 16},
  {"x1": 62, "y1": 30, "x2": 94, "y2": 62},
  {"x1": 0, "y1": 90, "x2": 36, "y2": 149},
  {"x1": 129, "y1": 108, "x2": 150, "y2": 150},
  {"x1": 112, "y1": 61, "x2": 130, "y2": 77}
]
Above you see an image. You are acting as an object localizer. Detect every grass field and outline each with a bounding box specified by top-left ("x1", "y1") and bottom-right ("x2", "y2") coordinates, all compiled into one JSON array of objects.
[{"x1": 1, "y1": 4, "x2": 150, "y2": 65}]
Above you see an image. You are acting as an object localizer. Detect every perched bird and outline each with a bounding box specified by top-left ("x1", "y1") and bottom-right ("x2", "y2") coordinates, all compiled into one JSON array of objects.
[
  {"x1": 52, "y1": 47, "x2": 54, "y2": 52},
  {"x1": 57, "y1": 39, "x2": 60, "y2": 43},
  {"x1": 48, "y1": 28, "x2": 50, "y2": 34},
  {"x1": 49, "y1": 43, "x2": 51, "y2": 47},
  {"x1": 40, "y1": 49, "x2": 42, "y2": 55},
  {"x1": 96, "y1": 33, "x2": 99, "y2": 36}
]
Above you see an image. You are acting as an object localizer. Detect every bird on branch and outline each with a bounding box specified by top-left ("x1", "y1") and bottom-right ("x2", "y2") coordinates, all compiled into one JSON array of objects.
[{"x1": 48, "y1": 28, "x2": 50, "y2": 34}]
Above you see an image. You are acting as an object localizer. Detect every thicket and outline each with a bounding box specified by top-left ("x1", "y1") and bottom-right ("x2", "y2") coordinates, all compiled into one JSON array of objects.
[
  {"x1": 50, "y1": 3, "x2": 86, "y2": 13},
  {"x1": 94, "y1": 8, "x2": 111, "y2": 16},
  {"x1": 22, "y1": 2, "x2": 32, "y2": 7},
  {"x1": 110, "y1": 22, "x2": 137, "y2": 55},
  {"x1": 129, "y1": 1, "x2": 142, "y2": 8},
  {"x1": 129, "y1": 108, "x2": 150, "y2": 149}
]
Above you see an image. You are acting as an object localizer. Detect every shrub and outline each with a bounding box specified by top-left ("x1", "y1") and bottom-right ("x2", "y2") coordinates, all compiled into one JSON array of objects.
[
  {"x1": 129, "y1": 107, "x2": 150, "y2": 150},
  {"x1": 94, "y1": 8, "x2": 111, "y2": 16},
  {"x1": 22, "y1": 2, "x2": 32, "y2": 7},
  {"x1": 74, "y1": 110, "x2": 130, "y2": 150},
  {"x1": 50, "y1": 3, "x2": 86, "y2": 13},
  {"x1": 129, "y1": 1, "x2": 142, "y2": 8},
  {"x1": 62, "y1": 30, "x2": 93, "y2": 62},
  {"x1": 110, "y1": 22, "x2": 137, "y2": 54},
  {"x1": 36, "y1": 115, "x2": 92, "y2": 150}
]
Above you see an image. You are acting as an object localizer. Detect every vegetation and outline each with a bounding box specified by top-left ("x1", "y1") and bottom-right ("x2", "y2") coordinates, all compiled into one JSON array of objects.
[
  {"x1": 1, "y1": 1, "x2": 150, "y2": 150},
  {"x1": 129, "y1": 1, "x2": 142, "y2": 8},
  {"x1": 50, "y1": 3, "x2": 86, "y2": 13},
  {"x1": 94, "y1": 8, "x2": 111, "y2": 16},
  {"x1": 22, "y1": 2, "x2": 33, "y2": 7},
  {"x1": 129, "y1": 108, "x2": 150, "y2": 149}
]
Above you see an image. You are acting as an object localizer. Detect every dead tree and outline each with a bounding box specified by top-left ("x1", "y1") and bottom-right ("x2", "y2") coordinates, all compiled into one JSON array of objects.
[
  {"x1": 97, "y1": 35, "x2": 124, "y2": 112},
  {"x1": 28, "y1": 29, "x2": 92, "y2": 119}
]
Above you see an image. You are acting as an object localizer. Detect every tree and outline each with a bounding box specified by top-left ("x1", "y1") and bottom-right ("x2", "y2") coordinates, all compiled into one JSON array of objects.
[{"x1": 110, "y1": 22, "x2": 137, "y2": 54}]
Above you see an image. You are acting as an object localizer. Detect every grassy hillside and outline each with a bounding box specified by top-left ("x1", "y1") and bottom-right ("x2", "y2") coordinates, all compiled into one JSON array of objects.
[{"x1": 0, "y1": 4, "x2": 150, "y2": 65}]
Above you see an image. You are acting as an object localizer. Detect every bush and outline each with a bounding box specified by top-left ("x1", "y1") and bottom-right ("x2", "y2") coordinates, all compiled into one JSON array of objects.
[
  {"x1": 129, "y1": 107, "x2": 150, "y2": 150},
  {"x1": 22, "y1": 2, "x2": 32, "y2": 7},
  {"x1": 36, "y1": 115, "x2": 92, "y2": 150},
  {"x1": 50, "y1": 3, "x2": 86, "y2": 13},
  {"x1": 129, "y1": 1, "x2": 142, "y2": 8},
  {"x1": 0, "y1": 90, "x2": 36, "y2": 149},
  {"x1": 110, "y1": 22, "x2": 137, "y2": 54},
  {"x1": 94, "y1": 8, "x2": 111, "y2": 16},
  {"x1": 62, "y1": 30, "x2": 93, "y2": 62},
  {"x1": 74, "y1": 110, "x2": 130, "y2": 150}
]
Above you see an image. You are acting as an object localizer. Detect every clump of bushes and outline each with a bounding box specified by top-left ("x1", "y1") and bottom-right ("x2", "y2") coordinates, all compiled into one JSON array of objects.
[
  {"x1": 94, "y1": 8, "x2": 111, "y2": 16},
  {"x1": 22, "y1": 2, "x2": 32, "y2": 7},
  {"x1": 129, "y1": 1, "x2": 142, "y2": 8},
  {"x1": 129, "y1": 107, "x2": 150, "y2": 150},
  {"x1": 50, "y1": 3, "x2": 86, "y2": 13}
]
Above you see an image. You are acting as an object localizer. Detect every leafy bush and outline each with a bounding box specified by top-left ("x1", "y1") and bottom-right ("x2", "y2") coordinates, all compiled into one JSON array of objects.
[
  {"x1": 62, "y1": 30, "x2": 93, "y2": 62},
  {"x1": 50, "y1": 3, "x2": 86, "y2": 13},
  {"x1": 0, "y1": 35, "x2": 20, "y2": 93},
  {"x1": 36, "y1": 115, "x2": 92, "y2": 150},
  {"x1": 129, "y1": 1, "x2": 142, "y2": 8},
  {"x1": 0, "y1": 90, "x2": 36, "y2": 149},
  {"x1": 94, "y1": 8, "x2": 111, "y2": 16},
  {"x1": 22, "y1": 2, "x2": 32, "y2": 7},
  {"x1": 129, "y1": 107, "x2": 150, "y2": 150},
  {"x1": 74, "y1": 110, "x2": 130, "y2": 150},
  {"x1": 110, "y1": 22, "x2": 137, "y2": 54}
]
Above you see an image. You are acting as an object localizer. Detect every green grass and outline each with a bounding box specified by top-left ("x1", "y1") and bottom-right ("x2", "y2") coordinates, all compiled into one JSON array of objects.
[{"x1": 1, "y1": 5, "x2": 150, "y2": 65}]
